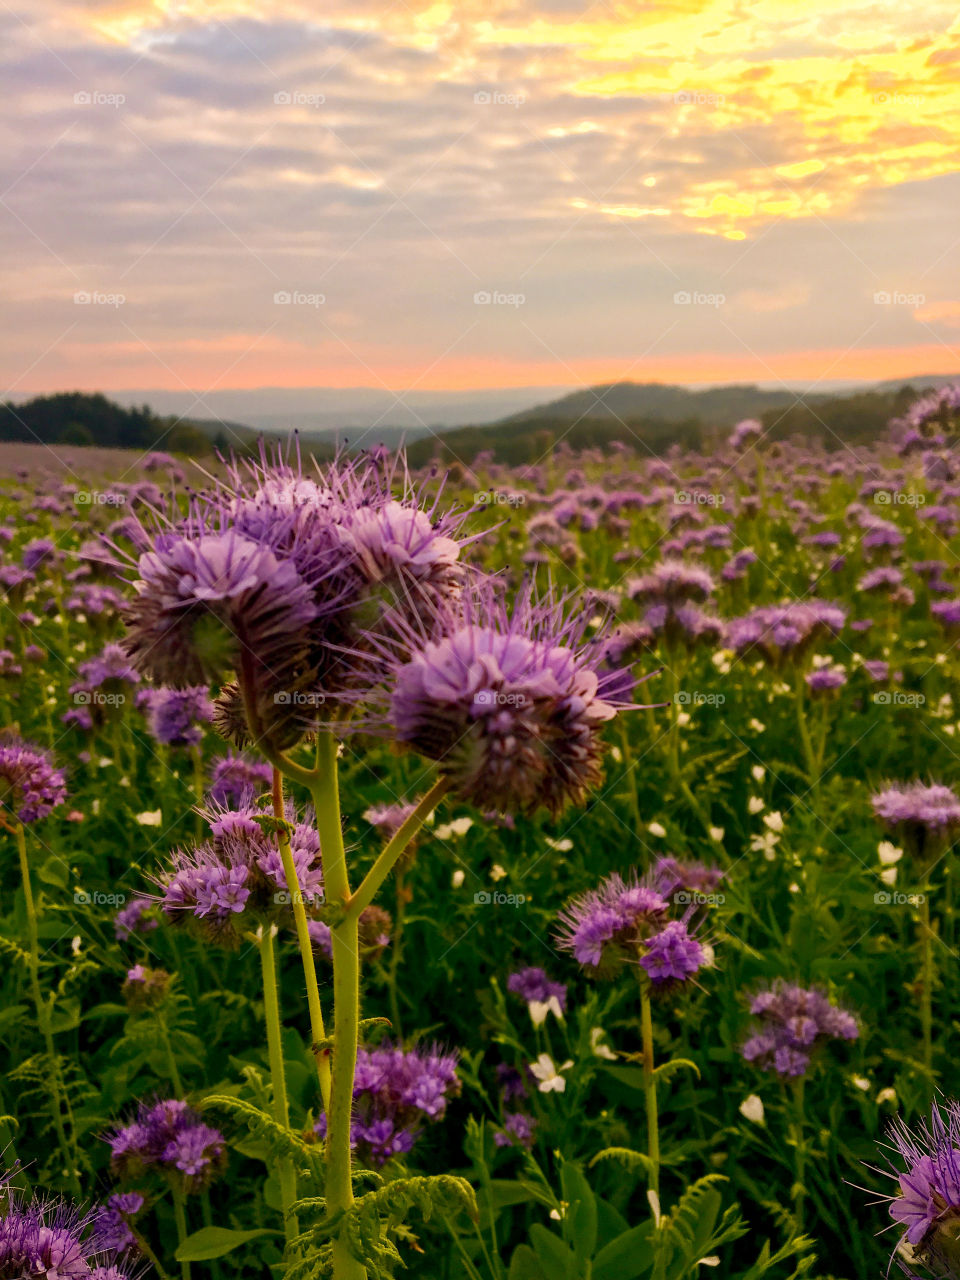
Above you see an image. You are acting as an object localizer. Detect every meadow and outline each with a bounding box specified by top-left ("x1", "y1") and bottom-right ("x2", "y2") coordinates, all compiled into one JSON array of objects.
[{"x1": 1, "y1": 394, "x2": 959, "y2": 1280}]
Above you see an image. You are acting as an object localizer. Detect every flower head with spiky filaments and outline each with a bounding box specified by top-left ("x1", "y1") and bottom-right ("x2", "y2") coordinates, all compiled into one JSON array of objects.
[{"x1": 386, "y1": 583, "x2": 648, "y2": 817}]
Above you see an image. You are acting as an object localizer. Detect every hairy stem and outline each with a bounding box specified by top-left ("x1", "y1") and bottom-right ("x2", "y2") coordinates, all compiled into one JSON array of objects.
[
  {"x1": 272, "y1": 768, "x2": 332, "y2": 1114},
  {"x1": 258, "y1": 925, "x2": 299, "y2": 1247},
  {"x1": 311, "y1": 732, "x2": 366, "y2": 1280}
]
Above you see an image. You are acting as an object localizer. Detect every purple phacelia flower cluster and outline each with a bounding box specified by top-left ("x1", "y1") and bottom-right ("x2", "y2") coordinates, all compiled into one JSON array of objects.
[
  {"x1": 138, "y1": 685, "x2": 214, "y2": 748},
  {"x1": 0, "y1": 1183, "x2": 137, "y2": 1280},
  {"x1": 153, "y1": 799, "x2": 323, "y2": 947},
  {"x1": 109, "y1": 1099, "x2": 227, "y2": 1192},
  {"x1": 388, "y1": 585, "x2": 645, "y2": 817},
  {"x1": 115, "y1": 450, "x2": 476, "y2": 753},
  {"x1": 726, "y1": 601, "x2": 846, "y2": 665},
  {"x1": 741, "y1": 982, "x2": 858, "y2": 1078},
  {"x1": 0, "y1": 736, "x2": 67, "y2": 824},
  {"x1": 872, "y1": 781, "x2": 960, "y2": 864},
  {"x1": 507, "y1": 967, "x2": 568, "y2": 1023},
  {"x1": 881, "y1": 1097, "x2": 960, "y2": 1276},
  {"x1": 64, "y1": 643, "x2": 141, "y2": 730},
  {"x1": 556, "y1": 871, "x2": 709, "y2": 989},
  {"x1": 92, "y1": 1192, "x2": 145, "y2": 1255},
  {"x1": 315, "y1": 1043, "x2": 460, "y2": 1166},
  {"x1": 207, "y1": 754, "x2": 272, "y2": 807},
  {"x1": 114, "y1": 898, "x2": 158, "y2": 942}
]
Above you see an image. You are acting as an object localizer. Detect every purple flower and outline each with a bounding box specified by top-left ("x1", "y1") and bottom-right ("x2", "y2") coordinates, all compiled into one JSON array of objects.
[
  {"x1": 207, "y1": 754, "x2": 272, "y2": 807},
  {"x1": 726, "y1": 601, "x2": 846, "y2": 665},
  {"x1": 872, "y1": 781, "x2": 960, "y2": 863},
  {"x1": 139, "y1": 685, "x2": 214, "y2": 747},
  {"x1": 639, "y1": 920, "x2": 706, "y2": 984},
  {"x1": 388, "y1": 584, "x2": 646, "y2": 817},
  {"x1": 494, "y1": 1112, "x2": 536, "y2": 1149},
  {"x1": 314, "y1": 1042, "x2": 460, "y2": 1166},
  {"x1": 121, "y1": 530, "x2": 319, "y2": 750},
  {"x1": 728, "y1": 418, "x2": 763, "y2": 450},
  {"x1": 0, "y1": 1186, "x2": 135, "y2": 1280},
  {"x1": 556, "y1": 872, "x2": 688, "y2": 978},
  {"x1": 741, "y1": 981, "x2": 858, "y2": 1079},
  {"x1": 881, "y1": 1097, "x2": 960, "y2": 1274},
  {"x1": 114, "y1": 898, "x2": 158, "y2": 942},
  {"x1": 155, "y1": 797, "x2": 324, "y2": 947},
  {"x1": 92, "y1": 1192, "x2": 144, "y2": 1255},
  {"x1": 109, "y1": 1099, "x2": 227, "y2": 1192},
  {"x1": 805, "y1": 664, "x2": 847, "y2": 694},
  {"x1": 507, "y1": 967, "x2": 568, "y2": 1013},
  {"x1": 627, "y1": 558, "x2": 715, "y2": 605},
  {"x1": 0, "y1": 736, "x2": 67, "y2": 823}
]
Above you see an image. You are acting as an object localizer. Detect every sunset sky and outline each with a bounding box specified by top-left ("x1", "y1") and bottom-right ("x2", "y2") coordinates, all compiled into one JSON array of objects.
[{"x1": 4, "y1": 0, "x2": 960, "y2": 404}]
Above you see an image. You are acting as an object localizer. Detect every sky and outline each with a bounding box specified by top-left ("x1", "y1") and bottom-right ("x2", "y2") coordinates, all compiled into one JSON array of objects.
[{"x1": 3, "y1": 0, "x2": 960, "y2": 406}]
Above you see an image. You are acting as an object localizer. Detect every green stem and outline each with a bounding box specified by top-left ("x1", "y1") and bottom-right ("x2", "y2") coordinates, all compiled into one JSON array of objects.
[
  {"x1": 191, "y1": 745, "x2": 204, "y2": 841},
  {"x1": 258, "y1": 925, "x2": 300, "y2": 1247},
  {"x1": 345, "y1": 778, "x2": 449, "y2": 920},
  {"x1": 129, "y1": 1223, "x2": 173, "y2": 1280},
  {"x1": 794, "y1": 670, "x2": 818, "y2": 800},
  {"x1": 158, "y1": 1013, "x2": 184, "y2": 1096},
  {"x1": 920, "y1": 892, "x2": 934, "y2": 1073},
  {"x1": 640, "y1": 986, "x2": 660, "y2": 1202},
  {"x1": 15, "y1": 822, "x2": 80, "y2": 1196},
  {"x1": 792, "y1": 1076, "x2": 806, "y2": 1230},
  {"x1": 387, "y1": 872, "x2": 406, "y2": 1040},
  {"x1": 171, "y1": 1188, "x2": 192, "y2": 1280},
  {"x1": 312, "y1": 732, "x2": 366, "y2": 1280},
  {"x1": 273, "y1": 768, "x2": 332, "y2": 1115}
]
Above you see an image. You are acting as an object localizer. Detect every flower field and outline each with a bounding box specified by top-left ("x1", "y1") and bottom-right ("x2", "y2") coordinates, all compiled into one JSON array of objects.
[{"x1": 2, "y1": 397, "x2": 960, "y2": 1280}]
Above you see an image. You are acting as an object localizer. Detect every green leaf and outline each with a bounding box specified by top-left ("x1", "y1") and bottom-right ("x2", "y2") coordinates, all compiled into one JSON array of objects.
[
  {"x1": 652, "y1": 1058, "x2": 700, "y2": 1085},
  {"x1": 175, "y1": 1227, "x2": 277, "y2": 1262},
  {"x1": 529, "y1": 1224, "x2": 578, "y2": 1280},
  {"x1": 560, "y1": 1162, "x2": 597, "y2": 1260},
  {"x1": 488, "y1": 1179, "x2": 539, "y2": 1209},
  {"x1": 593, "y1": 1224, "x2": 655, "y2": 1280},
  {"x1": 509, "y1": 1243, "x2": 547, "y2": 1280}
]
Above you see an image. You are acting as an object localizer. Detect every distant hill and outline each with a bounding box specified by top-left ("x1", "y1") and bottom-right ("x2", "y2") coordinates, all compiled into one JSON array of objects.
[
  {"x1": 407, "y1": 380, "x2": 937, "y2": 466},
  {"x1": 500, "y1": 381, "x2": 831, "y2": 429},
  {"x1": 0, "y1": 393, "x2": 217, "y2": 456}
]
